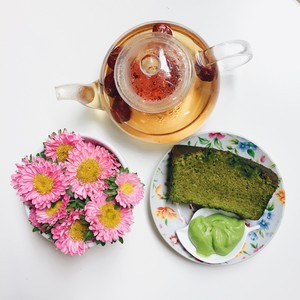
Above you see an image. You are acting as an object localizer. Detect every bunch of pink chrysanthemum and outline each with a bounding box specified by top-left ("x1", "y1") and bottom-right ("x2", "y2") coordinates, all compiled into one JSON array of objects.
[{"x1": 11, "y1": 129, "x2": 144, "y2": 256}]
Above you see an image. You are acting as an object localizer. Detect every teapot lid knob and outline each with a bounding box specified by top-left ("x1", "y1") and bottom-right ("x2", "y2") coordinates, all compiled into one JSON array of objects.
[{"x1": 114, "y1": 32, "x2": 193, "y2": 113}]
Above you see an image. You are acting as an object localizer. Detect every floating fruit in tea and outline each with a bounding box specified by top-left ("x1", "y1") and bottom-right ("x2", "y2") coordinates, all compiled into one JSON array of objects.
[
  {"x1": 107, "y1": 46, "x2": 122, "y2": 69},
  {"x1": 111, "y1": 95, "x2": 131, "y2": 123},
  {"x1": 104, "y1": 72, "x2": 118, "y2": 97},
  {"x1": 195, "y1": 62, "x2": 216, "y2": 82}
]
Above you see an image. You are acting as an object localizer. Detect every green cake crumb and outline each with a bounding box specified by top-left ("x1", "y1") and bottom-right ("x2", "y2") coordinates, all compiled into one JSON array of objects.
[{"x1": 168, "y1": 145, "x2": 279, "y2": 220}]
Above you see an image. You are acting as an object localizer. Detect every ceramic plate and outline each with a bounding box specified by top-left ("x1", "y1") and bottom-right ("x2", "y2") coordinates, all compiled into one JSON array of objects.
[{"x1": 149, "y1": 132, "x2": 285, "y2": 265}]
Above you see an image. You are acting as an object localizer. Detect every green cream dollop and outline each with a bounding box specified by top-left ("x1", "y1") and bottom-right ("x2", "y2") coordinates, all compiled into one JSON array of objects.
[{"x1": 188, "y1": 214, "x2": 245, "y2": 257}]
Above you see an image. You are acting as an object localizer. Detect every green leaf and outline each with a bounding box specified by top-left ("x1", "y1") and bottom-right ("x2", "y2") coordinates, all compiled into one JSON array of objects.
[
  {"x1": 66, "y1": 202, "x2": 75, "y2": 210},
  {"x1": 79, "y1": 214, "x2": 89, "y2": 225},
  {"x1": 109, "y1": 183, "x2": 118, "y2": 189},
  {"x1": 66, "y1": 189, "x2": 74, "y2": 197},
  {"x1": 84, "y1": 197, "x2": 91, "y2": 204},
  {"x1": 77, "y1": 201, "x2": 85, "y2": 208},
  {"x1": 229, "y1": 138, "x2": 239, "y2": 145},
  {"x1": 247, "y1": 148, "x2": 255, "y2": 158},
  {"x1": 32, "y1": 227, "x2": 40, "y2": 233},
  {"x1": 96, "y1": 240, "x2": 106, "y2": 246},
  {"x1": 118, "y1": 237, "x2": 124, "y2": 244},
  {"x1": 106, "y1": 195, "x2": 115, "y2": 202},
  {"x1": 258, "y1": 230, "x2": 264, "y2": 238},
  {"x1": 66, "y1": 198, "x2": 88, "y2": 210},
  {"x1": 104, "y1": 177, "x2": 116, "y2": 184},
  {"x1": 165, "y1": 219, "x2": 168, "y2": 226},
  {"x1": 198, "y1": 137, "x2": 210, "y2": 145},
  {"x1": 213, "y1": 138, "x2": 223, "y2": 150},
  {"x1": 250, "y1": 243, "x2": 258, "y2": 249},
  {"x1": 266, "y1": 202, "x2": 275, "y2": 211},
  {"x1": 104, "y1": 189, "x2": 117, "y2": 195},
  {"x1": 36, "y1": 150, "x2": 47, "y2": 160},
  {"x1": 84, "y1": 229, "x2": 94, "y2": 241}
]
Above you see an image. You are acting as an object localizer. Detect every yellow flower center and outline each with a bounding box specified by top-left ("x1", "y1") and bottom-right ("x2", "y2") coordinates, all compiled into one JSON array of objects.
[
  {"x1": 69, "y1": 220, "x2": 88, "y2": 241},
  {"x1": 46, "y1": 200, "x2": 63, "y2": 217},
  {"x1": 120, "y1": 182, "x2": 133, "y2": 195},
  {"x1": 33, "y1": 174, "x2": 54, "y2": 194},
  {"x1": 56, "y1": 144, "x2": 73, "y2": 162},
  {"x1": 76, "y1": 158, "x2": 101, "y2": 183},
  {"x1": 99, "y1": 203, "x2": 121, "y2": 228}
]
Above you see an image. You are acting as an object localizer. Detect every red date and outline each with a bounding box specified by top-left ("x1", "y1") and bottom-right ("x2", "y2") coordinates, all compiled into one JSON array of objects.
[
  {"x1": 152, "y1": 23, "x2": 173, "y2": 35},
  {"x1": 111, "y1": 95, "x2": 131, "y2": 123},
  {"x1": 195, "y1": 62, "x2": 216, "y2": 82},
  {"x1": 107, "y1": 46, "x2": 122, "y2": 69},
  {"x1": 104, "y1": 72, "x2": 118, "y2": 97}
]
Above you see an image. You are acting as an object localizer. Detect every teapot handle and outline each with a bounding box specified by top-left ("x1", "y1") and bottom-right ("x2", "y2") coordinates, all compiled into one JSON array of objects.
[
  {"x1": 196, "y1": 40, "x2": 253, "y2": 72},
  {"x1": 55, "y1": 81, "x2": 103, "y2": 110}
]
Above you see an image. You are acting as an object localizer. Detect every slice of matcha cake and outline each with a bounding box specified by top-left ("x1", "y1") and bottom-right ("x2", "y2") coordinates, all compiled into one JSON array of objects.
[{"x1": 168, "y1": 145, "x2": 278, "y2": 220}]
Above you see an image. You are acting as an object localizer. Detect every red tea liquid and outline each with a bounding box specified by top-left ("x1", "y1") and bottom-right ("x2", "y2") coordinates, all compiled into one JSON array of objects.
[{"x1": 130, "y1": 54, "x2": 180, "y2": 101}]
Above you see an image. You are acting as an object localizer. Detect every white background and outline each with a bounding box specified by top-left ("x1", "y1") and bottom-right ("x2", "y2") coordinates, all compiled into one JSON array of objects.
[{"x1": 1, "y1": 1, "x2": 300, "y2": 299}]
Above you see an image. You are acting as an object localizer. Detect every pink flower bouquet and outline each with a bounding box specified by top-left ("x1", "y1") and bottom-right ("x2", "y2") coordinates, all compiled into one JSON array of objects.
[{"x1": 11, "y1": 129, "x2": 144, "y2": 256}]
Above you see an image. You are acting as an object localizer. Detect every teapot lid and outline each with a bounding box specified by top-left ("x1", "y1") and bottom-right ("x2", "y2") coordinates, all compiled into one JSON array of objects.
[{"x1": 114, "y1": 32, "x2": 193, "y2": 113}]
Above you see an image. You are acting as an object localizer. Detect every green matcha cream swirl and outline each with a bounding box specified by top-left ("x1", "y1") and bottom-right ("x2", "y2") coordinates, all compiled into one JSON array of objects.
[{"x1": 188, "y1": 214, "x2": 245, "y2": 257}]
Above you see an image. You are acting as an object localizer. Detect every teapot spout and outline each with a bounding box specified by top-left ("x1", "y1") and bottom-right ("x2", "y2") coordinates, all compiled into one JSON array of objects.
[{"x1": 55, "y1": 81, "x2": 103, "y2": 110}]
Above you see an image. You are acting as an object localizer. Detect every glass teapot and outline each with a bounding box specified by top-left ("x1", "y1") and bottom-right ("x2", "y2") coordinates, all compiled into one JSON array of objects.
[{"x1": 55, "y1": 21, "x2": 252, "y2": 144}]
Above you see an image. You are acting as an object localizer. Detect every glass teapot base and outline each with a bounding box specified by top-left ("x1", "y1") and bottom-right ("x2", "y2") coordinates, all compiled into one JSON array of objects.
[{"x1": 110, "y1": 94, "x2": 218, "y2": 144}]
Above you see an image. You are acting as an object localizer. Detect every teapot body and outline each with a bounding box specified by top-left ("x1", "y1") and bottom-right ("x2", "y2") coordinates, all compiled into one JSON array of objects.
[{"x1": 98, "y1": 21, "x2": 220, "y2": 144}]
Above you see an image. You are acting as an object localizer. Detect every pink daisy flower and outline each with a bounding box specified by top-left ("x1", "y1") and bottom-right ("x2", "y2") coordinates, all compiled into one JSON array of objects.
[
  {"x1": 44, "y1": 129, "x2": 84, "y2": 163},
  {"x1": 64, "y1": 142, "x2": 121, "y2": 199},
  {"x1": 28, "y1": 207, "x2": 47, "y2": 233},
  {"x1": 11, "y1": 156, "x2": 69, "y2": 209},
  {"x1": 51, "y1": 209, "x2": 88, "y2": 256},
  {"x1": 85, "y1": 193, "x2": 133, "y2": 243},
  {"x1": 35, "y1": 194, "x2": 70, "y2": 226},
  {"x1": 115, "y1": 172, "x2": 144, "y2": 207},
  {"x1": 11, "y1": 157, "x2": 33, "y2": 206}
]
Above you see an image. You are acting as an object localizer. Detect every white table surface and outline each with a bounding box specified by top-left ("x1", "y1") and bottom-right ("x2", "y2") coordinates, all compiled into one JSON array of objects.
[{"x1": 1, "y1": 1, "x2": 300, "y2": 299}]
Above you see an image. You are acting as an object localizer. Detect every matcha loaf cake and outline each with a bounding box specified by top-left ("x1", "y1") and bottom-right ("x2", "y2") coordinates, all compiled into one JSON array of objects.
[{"x1": 168, "y1": 145, "x2": 279, "y2": 220}]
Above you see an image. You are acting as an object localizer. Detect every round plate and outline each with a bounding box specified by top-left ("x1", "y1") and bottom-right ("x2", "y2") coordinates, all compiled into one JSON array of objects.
[{"x1": 149, "y1": 132, "x2": 285, "y2": 265}]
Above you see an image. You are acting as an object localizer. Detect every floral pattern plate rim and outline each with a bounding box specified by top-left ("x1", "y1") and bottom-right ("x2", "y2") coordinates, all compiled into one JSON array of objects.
[{"x1": 149, "y1": 132, "x2": 285, "y2": 265}]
